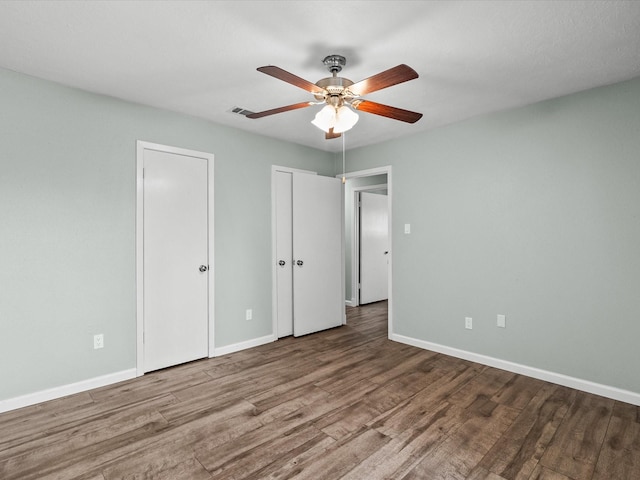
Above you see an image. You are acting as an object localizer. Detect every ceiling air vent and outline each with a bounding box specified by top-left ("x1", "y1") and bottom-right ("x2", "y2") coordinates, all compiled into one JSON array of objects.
[{"x1": 229, "y1": 106, "x2": 255, "y2": 117}]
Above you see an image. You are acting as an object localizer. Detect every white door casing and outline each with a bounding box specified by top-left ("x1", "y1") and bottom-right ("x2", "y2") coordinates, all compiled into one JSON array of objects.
[
  {"x1": 136, "y1": 141, "x2": 214, "y2": 375},
  {"x1": 359, "y1": 191, "x2": 389, "y2": 304}
]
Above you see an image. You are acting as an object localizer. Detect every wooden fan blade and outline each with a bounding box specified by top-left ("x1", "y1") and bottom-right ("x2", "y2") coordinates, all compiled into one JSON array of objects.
[
  {"x1": 325, "y1": 128, "x2": 341, "y2": 140},
  {"x1": 246, "y1": 102, "x2": 314, "y2": 119},
  {"x1": 257, "y1": 66, "x2": 325, "y2": 94},
  {"x1": 349, "y1": 64, "x2": 418, "y2": 96},
  {"x1": 352, "y1": 100, "x2": 423, "y2": 123}
]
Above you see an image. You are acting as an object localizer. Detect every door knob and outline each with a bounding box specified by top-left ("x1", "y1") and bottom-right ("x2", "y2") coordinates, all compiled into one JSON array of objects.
[
  {"x1": 296, "y1": 260, "x2": 304, "y2": 266},
  {"x1": 199, "y1": 265, "x2": 208, "y2": 272},
  {"x1": 278, "y1": 260, "x2": 286, "y2": 267},
  {"x1": 384, "y1": 251, "x2": 389, "y2": 255}
]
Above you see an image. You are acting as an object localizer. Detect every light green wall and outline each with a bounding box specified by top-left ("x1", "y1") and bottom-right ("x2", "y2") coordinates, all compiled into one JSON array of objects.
[
  {"x1": 3, "y1": 65, "x2": 639, "y2": 403},
  {"x1": 345, "y1": 77, "x2": 640, "y2": 394},
  {"x1": 0, "y1": 68, "x2": 334, "y2": 401}
]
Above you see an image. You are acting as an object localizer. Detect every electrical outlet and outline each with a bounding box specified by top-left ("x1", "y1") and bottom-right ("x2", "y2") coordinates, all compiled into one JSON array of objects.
[
  {"x1": 93, "y1": 334, "x2": 104, "y2": 349},
  {"x1": 465, "y1": 317, "x2": 473, "y2": 330},
  {"x1": 497, "y1": 314, "x2": 506, "y2": 328},
  {"x1": 246, "y1": 309, "x2": 252, "y2": 321}
]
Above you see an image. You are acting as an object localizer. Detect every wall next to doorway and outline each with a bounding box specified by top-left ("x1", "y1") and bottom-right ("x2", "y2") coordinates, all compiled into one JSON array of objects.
[
  {"x1": 0, "y1": 67, "x2": 334, "y2": 404},
  {"x1": 342, "y1": 76, "x2": 640, "y2": 398}
]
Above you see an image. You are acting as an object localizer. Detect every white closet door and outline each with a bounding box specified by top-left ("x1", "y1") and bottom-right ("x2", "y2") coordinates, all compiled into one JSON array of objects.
[
  {"x1": 292, "y1": 173, "x2": 343, "y2": 336},
  {"x1": 359, "y1": 192, "x2": 389, "y2": 304},
  {"x1": 275, "y1": 171, "x2": 294, "y2": 337},
  {"x1": 143, "y1": 149, "x2": 209, "y2": 372}
]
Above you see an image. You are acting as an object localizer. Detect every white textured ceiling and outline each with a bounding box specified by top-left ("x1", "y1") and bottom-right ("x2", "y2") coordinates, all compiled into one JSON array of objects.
[{"x1": 1, "y1": 0, "x2": 639, "y2": 152}]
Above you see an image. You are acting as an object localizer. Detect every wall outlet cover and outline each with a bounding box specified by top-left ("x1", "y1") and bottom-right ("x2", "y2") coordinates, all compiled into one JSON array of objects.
[
  {"x1": 465, "y1": 317, "x2": 473, "y2": 330},
  {"x1": 497, "y1": 314, "x2": 506, "y2": 328}
]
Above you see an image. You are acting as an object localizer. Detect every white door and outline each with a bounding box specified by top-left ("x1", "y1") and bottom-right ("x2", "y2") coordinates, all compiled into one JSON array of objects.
[
  {"x1": 143, "y1": 149, "x2": 209, "y2": 372},
  {"x1": 359, "y1": 191, "x2": 389, "y2": 304},
  {"x1": 292, "y1": 173, "x2": 343, "y2": 336},
  {"x1": 275, "y1": 171, "x2": 293, "y2": 337}
]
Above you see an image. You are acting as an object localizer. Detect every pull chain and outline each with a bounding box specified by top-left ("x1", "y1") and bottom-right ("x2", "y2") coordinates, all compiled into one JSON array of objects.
[{"x1": 342, "y1": 132, "x2": 346, "y2": 184}]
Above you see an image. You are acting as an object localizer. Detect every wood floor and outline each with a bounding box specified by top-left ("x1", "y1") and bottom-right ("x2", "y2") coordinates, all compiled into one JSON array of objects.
[{"x1": 1, "y1": 302, "x2": 639, "y2": 480}]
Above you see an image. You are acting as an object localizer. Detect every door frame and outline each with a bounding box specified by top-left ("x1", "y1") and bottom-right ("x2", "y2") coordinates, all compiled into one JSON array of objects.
[
  {"x1": 338, "y1": 166, "x2": 393, "y2": 338},
  {"x1": 270, "y1": 165, "x2": 317, "y2": 338},
  {"x1": 136, "y1": 141, "x2": 215, "y2": 376}
]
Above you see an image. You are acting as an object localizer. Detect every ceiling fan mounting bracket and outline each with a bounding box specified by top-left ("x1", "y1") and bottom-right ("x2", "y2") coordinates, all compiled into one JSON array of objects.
[{"x1": 322, "y1": 55, "x2": 346, "y2": 75}]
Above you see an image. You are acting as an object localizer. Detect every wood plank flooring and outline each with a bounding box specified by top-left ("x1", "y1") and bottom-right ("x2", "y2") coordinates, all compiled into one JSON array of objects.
[{"x1": 1, "y1": 301, "x2": 639, "y2": 479}]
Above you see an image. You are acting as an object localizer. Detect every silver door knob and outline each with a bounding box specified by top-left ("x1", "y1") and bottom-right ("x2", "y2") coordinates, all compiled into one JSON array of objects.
[
  {"x1": 278, "y1": 260, "x2": 286, "y2": 267},
  {"x1": 199, "y1": 265, "x2": 208, "y2": 272},
  {"x1": 296, "y1": 260, "x2": 304, "y2": 266}
]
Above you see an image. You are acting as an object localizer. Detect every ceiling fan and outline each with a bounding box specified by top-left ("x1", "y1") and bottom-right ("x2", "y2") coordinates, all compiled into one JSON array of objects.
[{"x1": 247, "y1": 55, "x2": 423, "y2": 139}]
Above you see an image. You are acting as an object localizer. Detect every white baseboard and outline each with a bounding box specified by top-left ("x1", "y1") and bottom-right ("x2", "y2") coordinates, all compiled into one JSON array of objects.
[
  {"x1": 1, "y1": 334, "x2": 277, "y2": 414},
  {"x1": 7, "y1": 334, "x2": 635, "y2": 414},
  {"x1": 390, "y1": 333, "x2": 640, "y2": 407},
  {"x1": 213, "y1": 334, "x2": 276, "y2": 357},
  {"x1": 0, "y1": 369, "x2": 137, "y2": 414},
  {"x1": 345, "y1": 299, "x2": 356, "y2": 307}
]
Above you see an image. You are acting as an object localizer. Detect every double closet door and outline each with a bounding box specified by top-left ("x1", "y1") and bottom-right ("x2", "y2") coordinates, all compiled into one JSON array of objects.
[{"x1": 274, "y1": 170, "x2": 343, "y2": 337}]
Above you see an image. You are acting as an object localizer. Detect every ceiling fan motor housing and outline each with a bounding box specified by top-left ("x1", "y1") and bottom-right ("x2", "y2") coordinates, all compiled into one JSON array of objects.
[
  {"x1": 314, "y1": 76, "x2": 355, "y2": 102},
  {"x1": 316, "y1": 55, "x2": 354, "y2": 105}
]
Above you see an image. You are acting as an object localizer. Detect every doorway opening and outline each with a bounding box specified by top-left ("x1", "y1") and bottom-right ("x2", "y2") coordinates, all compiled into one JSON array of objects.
[{"x1": 339, "y1": 166, "x2": 392, "y2": 338}]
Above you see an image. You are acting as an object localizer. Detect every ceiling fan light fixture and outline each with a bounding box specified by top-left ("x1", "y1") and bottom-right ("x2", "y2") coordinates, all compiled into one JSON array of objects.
[
  {"x1": 333, "y1": 105, "x2": 359, "y2": 134},
  {"x1": 311, "y1": 104, "x2": 337, "y2": 133}
]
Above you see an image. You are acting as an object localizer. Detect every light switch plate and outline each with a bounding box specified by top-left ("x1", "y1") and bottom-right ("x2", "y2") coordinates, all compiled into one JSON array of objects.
[
  {"x1": 404, "y1": 224, "x2": 411, "y2": 234},
  {"x1": 497, "y1": 314, "x2": 506, "y2": 328}
]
